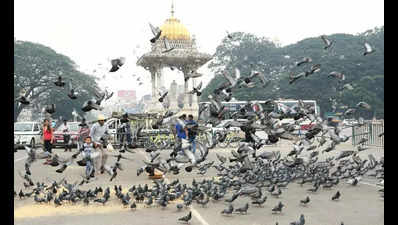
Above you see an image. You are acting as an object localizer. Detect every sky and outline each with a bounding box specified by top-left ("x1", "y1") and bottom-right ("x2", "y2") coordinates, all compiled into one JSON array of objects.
[{"x1": 14, "y1": 0, "x2": 384, "y2": 100}]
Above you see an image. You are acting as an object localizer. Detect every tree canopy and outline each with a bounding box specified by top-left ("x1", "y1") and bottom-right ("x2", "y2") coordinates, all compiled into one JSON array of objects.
[
  {"x1": 14, "y1": 40, "x2": 100, "y2": 121},
  {"x1": 201, "y1": 26, "x2": 384, "y2": 119}
]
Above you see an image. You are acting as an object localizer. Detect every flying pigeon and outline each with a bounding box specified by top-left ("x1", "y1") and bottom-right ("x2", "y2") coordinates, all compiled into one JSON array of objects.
[
  {"x1": 149, "y1": 23, "x2": 162, "y2": 43},
  {"x1": 109, "y1": 58, "x2": 126, "y2": 72},
  {"x1": 162, "y1": 37, "x2": 174, "y2": 53},
  {"x1": 321, "y1": 35, "x2": 333, "y2": 50},
  {"x1": 54, "y1": 76, "x2": 65, "y2": 87},
  {"x1": 158, "y1": 91, "x2": 168, "y2": 103},
  {"x1": 296, "y1": 57, "x2": 312, "y2": 66},
  {"x1": 363, "y1": 42, "x2": 375, "y2": 55},
  {"x1": 45, "y1": 104, "x2": 56, "y2": 114},
  {"x1": 67, "y1": 81, "x2": 78, "y2": 99},
  {"x1": 328, "y1": 72, "x2": 345, "y2": 81},
  {"x1": 188, "y1": 81, "x2": 203, "y2": 96}
]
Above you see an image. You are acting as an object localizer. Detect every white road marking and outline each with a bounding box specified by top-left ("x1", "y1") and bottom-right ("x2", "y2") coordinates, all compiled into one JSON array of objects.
[
  {"x1": 137, "y1": 149, "x2": 211, "y2": 225},
  {"x1": 14, "y1": 156, "x2": 27, "y2": 163}
]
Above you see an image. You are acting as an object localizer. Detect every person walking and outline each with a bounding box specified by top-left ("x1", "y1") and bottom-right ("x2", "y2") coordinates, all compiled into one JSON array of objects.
[
  {"x1": 89, "y1": 115, "x2": 109, "y2": 174},
  {"x1": 59, "y1": 119, "x2": 72, "y2": 152},
  {"x1": 42, "y1": 119, "x2": 54, "y2": 154},
  {"x1": 186, "y1": 114, "x2": 198, "y2": 154},
  {"x1": 78, "y1": 118, "x2": 90, "y2": 150}
]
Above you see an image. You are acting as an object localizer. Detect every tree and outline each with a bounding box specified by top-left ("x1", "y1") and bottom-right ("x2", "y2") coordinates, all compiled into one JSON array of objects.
[
  {"x1": 14, "y1": 40, "x2": 100, "y2": 121},
  {"x1": 202, "y1": 26, "x2": 384, "y2": 119}
]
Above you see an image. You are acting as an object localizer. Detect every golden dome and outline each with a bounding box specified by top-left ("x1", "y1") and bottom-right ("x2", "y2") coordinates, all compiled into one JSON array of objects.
[{"x1": 160, "y1": 17, "x2": 191, "y2": 41}]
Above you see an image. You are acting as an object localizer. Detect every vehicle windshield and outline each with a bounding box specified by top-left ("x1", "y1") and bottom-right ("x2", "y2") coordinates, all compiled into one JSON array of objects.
[{"x1": 14, "y1": 123, "x2": 33, "y2": 132}]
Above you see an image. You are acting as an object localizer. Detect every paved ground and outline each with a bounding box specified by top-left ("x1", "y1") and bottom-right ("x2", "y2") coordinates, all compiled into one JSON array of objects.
[{"x1": 14, "y1": 132, "x2": 384, "y2": 225}]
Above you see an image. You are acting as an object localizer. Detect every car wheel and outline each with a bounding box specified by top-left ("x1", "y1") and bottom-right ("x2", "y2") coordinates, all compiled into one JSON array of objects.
[{"x1": 30, "y1": 138, "x2": 35, "y2": 148}]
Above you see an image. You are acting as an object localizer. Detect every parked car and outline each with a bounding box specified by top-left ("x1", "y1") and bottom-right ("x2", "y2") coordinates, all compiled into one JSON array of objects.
[
  {"x1": 14, "y1": 121, "x2": 42, "y2": 149},
  {"x1": 53, "y1": 122, "x2": 81, "y2": 148}
]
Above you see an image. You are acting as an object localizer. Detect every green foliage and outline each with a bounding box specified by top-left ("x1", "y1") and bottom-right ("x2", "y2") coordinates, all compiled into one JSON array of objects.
[
  {"x1": 202, "y1": 26, "x2": 384, "y2": 119},
  {"x1": 14, "y1": 40, "x2": 100, "y2": 121}
]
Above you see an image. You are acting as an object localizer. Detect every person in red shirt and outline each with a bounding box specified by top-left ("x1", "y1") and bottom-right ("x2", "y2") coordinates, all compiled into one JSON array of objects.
[{"x1": 42, "y1": 119, "x2": 54, "y2": 153}]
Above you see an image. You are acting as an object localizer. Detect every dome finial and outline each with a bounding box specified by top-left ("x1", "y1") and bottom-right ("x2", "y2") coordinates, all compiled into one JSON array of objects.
[{"x1": 171, "y1": 0, "x2": 175, "y2": 18}]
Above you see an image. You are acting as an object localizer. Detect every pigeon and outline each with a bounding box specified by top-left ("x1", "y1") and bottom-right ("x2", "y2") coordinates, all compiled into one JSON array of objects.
[
  {"x1": 188, "y1": 81, "x2": 203, "y2": 96},
  {"x1": 332, "y1": 191, "x2": 341, "y2": 201},
  {"x1": 234, "y1": 203, "x2": 249, "y2": 214},
  {"x1": 149, "y1": 23, "x2": 162, "y2": 43},
  {"x1": 328, "y1": 72, "x2": 345, "y2": 81},
  {"x1": 272, "y1": 202, "x2": 284, "y2": 214},
  {"x1": 321, "y1": 35, "x2": 333, "y2": 50},
  {"x1": 178, "y1": 211, "x2": 192, "y2": 223},
  {"x1": 305, "y1": 64, "x2": 321, "y2": 76},
  {"x1": 104, "y1": 89, "x2": 114, "y2": 101},
  {"x1": 363, "y1": 42, "x2": 375, "y2": 55},
  {"x1": 289, "y1": 72, "x2": 305, "y2": 84},
  {"x1": 226, "y1": 31, "x2": 233, "y2": 39},
  {"x1": 221, "y1": 204, "x2": 234, "y2": 215},
  {"x1": 158, "y1": 91, "x2": 168, "y2": 103},
  {"x1": 130, "y1": 202, "x2": 137, "y2": 210},
  {"x1": 45, "y1": 104, "x2": 56, "y2": 114},
  {"x1": 378, "y1": 132, "x2": 384, "y2": 137},
  {"x1": 176, "y1": 203, "x2": 184, "y2": 211},
  {"x1": 109, "y1": 58, "x2": 126, "y2": 72},
  {"x1": 222, "y1": 68, "x2": 241, "y2": 89},
  {"x1": 296, "y1": 57, "x2": 312, "y2": 66},
  {"x1": 356, "y1": 101, "x2": 371, "y2": 110},
  {"x1": 15, "y1": 90, "x2": 30, "y2": 105},
  {"x1": 300, "y1": 196, "x2": 310, "y2": 206},
  {"x1": 67, "y1": 81, "x2": 78, "y2": 99},
  {"x1": 54, "y1": 76, "x2": 65, "y2": 87},
  {"x1": 252, "y1": 196, "x2": 267, "y2": 207},
  {"x1": 290, "y1": 214, "x2": 305, "y2": 225},
  {"x1": 162, "y1": 37, "x2": 174, "y2": 53}
]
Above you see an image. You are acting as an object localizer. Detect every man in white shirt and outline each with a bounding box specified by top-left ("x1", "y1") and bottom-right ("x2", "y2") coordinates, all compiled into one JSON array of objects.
[
  {"x1": 59, "y1": 120, "x2": 72, "y2": 152},
  {"x1": 89, "y1": 115, "x2": 109, "y2": 174}
]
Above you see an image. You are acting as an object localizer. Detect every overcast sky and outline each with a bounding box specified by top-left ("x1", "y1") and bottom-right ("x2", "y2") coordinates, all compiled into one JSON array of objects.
[{"x1": 15, "y1": 0, "x2": 384, "y2": 99}]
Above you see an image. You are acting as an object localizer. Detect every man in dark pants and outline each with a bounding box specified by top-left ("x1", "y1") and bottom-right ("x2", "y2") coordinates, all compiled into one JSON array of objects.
[
  {"x1": 185, "y1": 114, "x2": 198, "y2": 153},
  {"x1": 119, "y1": 113, "x2": 133, "y2": 148},
  {"x1": 59, "y1": 119, "x2": 72, "y2": 152}
]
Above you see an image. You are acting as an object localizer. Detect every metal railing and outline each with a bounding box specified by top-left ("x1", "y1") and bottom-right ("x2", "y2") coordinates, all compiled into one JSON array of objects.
[{"x1": 352, "y1": 120, "x2": 384, "y2": 147}]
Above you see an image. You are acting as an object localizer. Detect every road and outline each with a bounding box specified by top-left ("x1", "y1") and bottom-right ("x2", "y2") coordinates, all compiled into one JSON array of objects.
[{"x1": 14, "y1": 139, "x2": 384, "y2": 225}]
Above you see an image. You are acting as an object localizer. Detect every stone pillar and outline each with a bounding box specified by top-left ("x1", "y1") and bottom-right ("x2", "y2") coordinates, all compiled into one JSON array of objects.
[
  {"x1": 156, "y1": 68, "x2": 162, "y2": 93},
  {"x1": 149, "y1": 68, "x2": 163, "y2": 113},
  {"x1": 169, "y1": 80, "x2": 179, "y2": 112},
  {"x1": 183, "y1": 73, "x2": 190, "y2": 109},
  {"x1": 150, "y1": 69, "x2": 157, "y2": 104}
]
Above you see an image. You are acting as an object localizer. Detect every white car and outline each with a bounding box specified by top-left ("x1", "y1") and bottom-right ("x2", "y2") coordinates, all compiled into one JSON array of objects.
[{"x1": 14, "y1": 121, "x2": 42, "y2": 149}]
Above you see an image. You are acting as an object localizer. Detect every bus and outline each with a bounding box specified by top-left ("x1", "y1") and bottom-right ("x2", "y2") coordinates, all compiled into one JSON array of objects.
[{"x1": 199, "y1": 99, "x2": 320, "y2": 131}]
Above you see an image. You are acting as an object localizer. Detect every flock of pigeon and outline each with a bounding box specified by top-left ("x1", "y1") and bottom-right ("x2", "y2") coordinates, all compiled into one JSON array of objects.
[{"x1": 15, "y1": 26, "x2": 383, "y2": 225}]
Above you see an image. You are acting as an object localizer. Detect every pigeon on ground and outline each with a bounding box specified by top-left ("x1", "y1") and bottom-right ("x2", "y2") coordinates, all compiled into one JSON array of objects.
[
  {"x1": 300, "y1": 196, "x2": 310, "y2": 206},
  {"x1": 221, "y1": 204, "x2": 234, "y2": 215},
  {"x1": 178, "y1": 211, "x2": 192, "y2": 223},
  {"x1": 332, "y1": 191, "x2": 341, "y2": 201},
  {"x1": 234, "y1": 203, "x2": 249, "y2": 214}
]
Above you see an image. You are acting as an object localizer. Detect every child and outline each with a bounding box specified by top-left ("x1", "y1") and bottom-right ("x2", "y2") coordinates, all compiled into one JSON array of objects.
[{"x1": 80, "y1": 136, "x2": 99, "y2": 179}]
